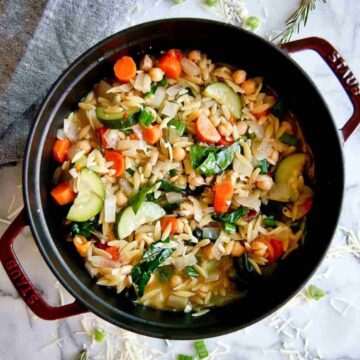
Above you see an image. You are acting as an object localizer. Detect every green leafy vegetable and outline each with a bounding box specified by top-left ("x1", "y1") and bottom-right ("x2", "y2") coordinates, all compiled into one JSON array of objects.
[
  {"x1": 177, "y1": 355, "x2": 194, "y2": 360},
  {"x1": 197, "y1": 152, "x2": 221, "y2": 176},
  {"x1": 94, "y1": 328, "x2": 105, "y2": 342},
  {"x1": 263, "y1": 216, "x2": 277, "y2": 228},
  {"x1": 245, "y1": 16, "x2": 261, "y2": 30},
  {"x1": 169, "y1": 169, "x2": 178, "y2": 177},
  {"x1": 160, "y1": 180, "x2": 183, "y2": 193},
  {"x1": 130, "y1": 183, "x2": 157, "y2": 213},
  {"x1": 123, "y1": 129, "x2": 134, "y2": 136},
  {"x1": 163, "y1": 203, "x2": 180, "y2": 213},
  {"x1": 271, "y1": 99, "x2": 287, "y2": 118},
  {"x1": 145, "y1": 82, "x2": 158, "y2": 97},
  {"x1": 131, "y1": 239, "x2": 174, "y2": 296},
  {"x1": 224, "y1": 223, "x2": 237, "y2": 234},
  {"x1": 126, "y1": 168, "x2": 135, "y2": 175},
  {"x1": 71, "y1": 220, "x2": 100, "y2": 239},
  {"x1": 307, "y1": 285, "x2": 325, "y2": 301},
  {"x1": 156, "y1": 265, "x2": 173, "y2": 283},
  {"x1": 212, "y1": 207, "x2": 249, "y2": 224},
  {"x1": 194, "y1": 340, "x2": 209, "y2": 359},
  {"x1": 184, "y1": 185, "x2": 206, "y2": 196},
  {"x1": 185, "y1": 266, "x2": 199, "y2": 278},
  {"x1": 77, "y1": 350, "x2": 88, "y2": 360},
  {"x1": 159, "y1": 75, "x2": 168, "y2": 87},
  {"x1": 168, "y1": 118, "x2": 186, "y2": 136},
  {"x1": 258, "y1": 159, "x2": 268, "y2": 174},
  {"x1": 280, "y1": 132, "x2": 298, "y2": 146},
  {"x1": 139, "y1": 108, "x2": 155, "y2": 127},
  {"x1": 205, "y1": 0, "x2": 218, "y2": 5},
  {"x1": 192, "y1": 228, "x2": 203, "y2": 239}
]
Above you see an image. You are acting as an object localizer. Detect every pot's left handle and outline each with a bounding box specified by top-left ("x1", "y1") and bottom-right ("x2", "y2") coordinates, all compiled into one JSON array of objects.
[{"x1": 0, "y1": 210, "x2": 87, "y2": 320}]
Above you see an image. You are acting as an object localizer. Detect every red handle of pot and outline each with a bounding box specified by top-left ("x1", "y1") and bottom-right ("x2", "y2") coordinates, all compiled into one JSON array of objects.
[
  {"x1": 281, "y1": 37, "x2": 360, "y2": 142},
  {"x1": 0, "y1": 209, "x2": 87, "y2": 320}
]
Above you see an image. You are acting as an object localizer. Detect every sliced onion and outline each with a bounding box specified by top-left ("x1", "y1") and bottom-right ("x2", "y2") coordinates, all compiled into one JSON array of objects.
[
  {"x1": 152, "y1": 86, "x2": 166, "y2": 108},
  {"x1": 181, "y1": 57, "x2": 200, "y2": 76},
  {"x1": 104, "y1": 195, "x2": 116, "y2": 223},
  {"x1": 166, "y1": 192, "x2": 183, "y2": 204},
  {"x1": 254, "y1": 137, "x2": 272, "y2": 161},
  {"x1": 63, "y1": 118, "x2": 78, "y2": 141},
  {"x1": 104, "y1": 129, "x2": 120, "y2": 149},
  {"x1": 90, "y1": 256, "x2": 120, "y2": 268},
  {"x1": 166, "y1": 83, "x2": 184, "y2": 98},
  {"x1": 173, "y1": 253, "x2": 197, "y2": 271},
  {"x1": 132, "y1": 124, "x2": 143, "y2": 140},
  {"x1": 161, "y1": 101, "x2": 179, "y2": 118},
  {"x1": 236, "y1": 194, "x2": 261, "y2": 211},
  {"x1": 119, "y1": 179, "x2": 132, "y2": 196},
  {"x1": 57, "y1": 129, "x2": 66, "y2": 140},
  {"x1": 247, "y1": 119, "x2": 264, "y2": 139},
  {"x1": 233, "y1": 154, "x2": 253, "y2": 177},
  {"x1": 188, "y1": 196, "x2": 203, "y2": 222}
]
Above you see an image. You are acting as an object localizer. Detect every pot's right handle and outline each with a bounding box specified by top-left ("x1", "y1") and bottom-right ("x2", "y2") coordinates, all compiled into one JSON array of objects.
[
  {"x1": 0, "y1": 210, "x2": 87, "y2": 320},
  {"x1": 281, "y1": 37, "x2": 360, "y2": 142}
]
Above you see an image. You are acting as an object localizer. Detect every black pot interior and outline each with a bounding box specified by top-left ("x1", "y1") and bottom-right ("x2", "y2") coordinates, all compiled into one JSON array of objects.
[{"x1": 24, "y1": 19, "x2": 344, "y2": 339}]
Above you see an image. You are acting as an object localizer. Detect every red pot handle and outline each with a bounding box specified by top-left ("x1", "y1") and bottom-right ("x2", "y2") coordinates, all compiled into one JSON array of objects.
[
  {"x1": 281, "y1": 37, "x2": 360, "y2": 142},
  {"x1": 0, "y1": 209, "x2": 87, "y2": 320}
]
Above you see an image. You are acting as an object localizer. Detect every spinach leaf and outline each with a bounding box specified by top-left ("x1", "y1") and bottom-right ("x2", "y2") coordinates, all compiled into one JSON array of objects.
[
  {"x1": 131, "y1": 238, "x2": 174, "y2": 296},
  {"x1": 168, "y1": 118, "x2": 186, "y2": 136},
  {"x1": 211, "y1": 207, "x2": 249, "y2": 224},
  {"x1": 155, "y1": 265, "x2": 173, "y2": 283},
  {"x1": 163, "y1": 202, "x2": 180, "y2": 213},
  {"x1": 184, "y1": 185, "x2": 207, "y2": 196},
  {"x1": 197, "y1": 152, "x2": 221, "y2": 176},
  {"x1": 271, "y1": 99, "x2": 287, "y2": 118},
  {"x1": 215, "y1": 142, "x2": 240, "y2": 171},
  {"x1": 160, "y1": 180, "x2": 183, "y2": 193},
  {"x1": 169, "y1": 169, "x2": 177, "y2": 177},
  {"x1": 232, "y1": 253, "x2": 258, "y2": 291},
  {"x1": 130, "y1": 183, "x2": 157, "y2": 213},
  {"x1": 185, "y1": 266, "x2": 199, "y2": 278},
  {"x1": 190, "y1": 144, "x2": 217, "y2": 169},
  {"x1": 258, "y1": 159, "x2": 268, "y2": 174},
  {"x1": 71, "y1": 219, "x2": 100, "y2": 239}
]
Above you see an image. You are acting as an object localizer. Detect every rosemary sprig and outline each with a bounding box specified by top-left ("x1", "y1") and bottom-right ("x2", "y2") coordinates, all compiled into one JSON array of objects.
[{"x1": 273, "y1": 0, "x2": 326, "y2": 44}]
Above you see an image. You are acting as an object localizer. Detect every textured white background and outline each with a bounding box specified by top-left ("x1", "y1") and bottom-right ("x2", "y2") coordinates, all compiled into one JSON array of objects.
[{"x1": 1, "y1": 0, "x2": 360, "y2": 359}]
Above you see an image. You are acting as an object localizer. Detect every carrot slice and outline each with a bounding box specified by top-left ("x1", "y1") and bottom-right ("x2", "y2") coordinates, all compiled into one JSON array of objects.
[
  {"x1": 53, "y1": 139, "x2": 71, "y2": 163},
  {"x1": 114, "y1": 56, "x2": 137, "y2": 83},
  {"x1": 214, "y1": 180, "x2": 234, "y2": 214},
  {"x1": 106, "y1": 246, "x2": 120, "y2": 261},
  {"x1": 252, "y1": 109, "x2": 269, "y2": 120},
  {"x1": 195, "y1": 114, "x2": 221, "y2": 144},
  {"x1": 98, "y1": 127, "x2": 108, "y2": 148},
  {"x1": 105, "y1": 151, "x2": 125, "y2": 177},
  {"x1": 270, "y1": 239, "x2": 283, "y2": 261},
  {"x1": 158, "y1": 54, "x2": 182, "y2": 79},
  {"x1": 161, "y1": 217, "x2": 178, "y2": 235},
  {"x1": 167, "y1": 49, "x2": 183, "y2": 61},
  {"x1": 142, "y1": 124, "x2": 162, "y2": 144},
  {"x1": 216, "y1": 137, "x2": 234, "y2": 146},
  {"x1": 51, "y1": 182, "x2": 76, "y2": 205}
]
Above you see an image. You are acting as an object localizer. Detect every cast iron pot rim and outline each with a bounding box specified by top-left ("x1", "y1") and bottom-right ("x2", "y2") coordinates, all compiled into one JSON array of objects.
[{"x1": 23, "y1": 18, "x2": 344, "y2": 339}]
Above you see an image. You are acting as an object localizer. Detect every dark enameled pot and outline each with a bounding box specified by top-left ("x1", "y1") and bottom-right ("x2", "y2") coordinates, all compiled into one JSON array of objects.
[{"x1": 1, "y1": 19, "x2": 359, "y2": 339}]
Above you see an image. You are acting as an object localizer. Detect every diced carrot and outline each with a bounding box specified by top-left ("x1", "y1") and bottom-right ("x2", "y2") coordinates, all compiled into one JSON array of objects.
[
  {"x1": 95, "y1": 239, "x2": 108, "y2": 250},
  {"x1": 106, "y1": 246, "x2": 120, "y2": 261},
  {"x1": 214, "y1": 180, "x2": 234, "y2": 214},
  {"x1": 252, "y1": 109, "x2": 269, "y2": 120},
  {"x1": 195, "y1": 114, "x2": 221, "y2": 143},
  {"x1": 142, "y1": 124, "x2": 162, "y2": 144},
  {"x1": 261, "y1": 238, "x2": 283, "y2": 263},
  {"x1": 105, "y1": 151, "x2": 125, "y2": 177},
  {"x1": 129, "y1": 133, "x2": 139, "y2": 140},
  {"x1": 51, "y1": 182, "x2": 76, "y2": 205},
  {"x1": 216, "y1": 137, "x2": 234, "y2": 146},
  {"x1": 53, "y1": 139, "x2": 71, "y2": 163},
  {"x1": 158, "y1": 54, "x2": 182, "y2": 79},
  {"x1": 73, "y1": 236, "x2": 91, "y2": 257},
  {"x1": 203, "y1": 243, "x2": 215, "y2": 260},
  {"x1": 297, "y1": 197, "x2": 313, "y2": 218},
  {"x1": 114, "y1": 56, "x2": 137, "y2": 83},
  {"x1": 261, "y1": 239, "x2": 275, "y2": 263},
  {"x1": 161, "y1": 217, "x2": 178, "y2": 235},
  {"x1": 98, "y1": 127, "x2": 108, "y2": 148},
  {"x1": 167, "y1": 49, "x2": 183, "y2": 61}
]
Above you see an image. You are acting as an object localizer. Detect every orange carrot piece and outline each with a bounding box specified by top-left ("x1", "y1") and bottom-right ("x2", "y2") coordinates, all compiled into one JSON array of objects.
[
  {"x1": 114, "y1": 56, "x2": 137, "y2": 83},
  {"x1": 53, "y1": 139, "x2": 71, "y2": 163},
  {"x1": 142, "y1": 124, "x2": 162, "y2": 144},
  {"x1": 129, "y1": 133, "x2": 139, "y2": 140},
  {"x1": 105, "y1": 151, "x2": 125, "y2": 177},
  {"x1": 158, "y1": 54, "x2": 182, "y2": 79},
  {"x1": 214, "y1": 181, "x2": 234, "y2": 214},
  {"x1": 216, "y1": 137, "x2": 234, "y2": 146},
  {"x1": 106, "y1": 246, "x2": 120, "y2": 261},
  {"x1": 252, "y1": 109, "x2": 269, "y2": 120},
  {"x1": 98, "y1": 127, "x2": 108, "y2": 148},
  {"x1": 195, "y1": 114, "x2": 221, "y2": 144},
  {"x1": 51, "y1": 182, "x2": 76, "y2": 205},
  {"x1": 161, "y1": 217, "x2": 178, "y2": 235},
  {"x1": 270, "y1": 239, "x2": 283, "y2": 261}
]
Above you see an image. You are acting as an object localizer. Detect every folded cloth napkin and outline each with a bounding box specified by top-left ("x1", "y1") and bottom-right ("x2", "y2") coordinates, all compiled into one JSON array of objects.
[{"x1": 0, "y1": 0, "x2": 136, "y2": 165}]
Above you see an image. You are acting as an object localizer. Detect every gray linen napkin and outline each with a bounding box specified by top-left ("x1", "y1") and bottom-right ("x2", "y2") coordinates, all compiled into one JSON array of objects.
[{"x1": 0, "y1": 0, "x2": 136, "y2": 165}]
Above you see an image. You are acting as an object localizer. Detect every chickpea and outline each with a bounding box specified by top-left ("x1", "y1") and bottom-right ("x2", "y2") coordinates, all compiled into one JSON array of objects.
[
  {"x1": 188, "y1": 175, "x2": 204, "y2": 187},
  {"x1": 140, "y1": 55, "x2": 153, "y2": 71},
  {"x1": 149, "y1": 67, "x2": 164, "y2": 82},
  {"x1": 77, "y1": 140, "x2": 92, "y2": 154},
  {"x1": 268, "y1": 150, "x2": 279, "y2": 165},
  {"x1": 173, "y1": 147, "x2": 186, "y2": 161},
  {"x1": 237, "y1": 121, "x2": 248, "y2": 135},
  {"x1": 231, "y1": 242, "x2": 245, "y2": 257},
  {"x1": 170, "y1": 275, "x2": 183, "y2": 288},
  {"x1": 241, "y1": 79, "x2": 257, "y2": 95},
  {"x1": 116, "y1": 191, "x2": 128, "y2": 207},
  {"x1": 256, "y1": 174, "x2": 273, "y2": 191},
  {"x1": 188, "y1": 50, "x2": 201, "y2": 63},
  {"x1": 232, "y1": 70, "x2": 247, "y2": 85},
  {"x1": 203, "y1": 244, "x2": 215, "y2": 260},
  {"x1": 218, "y1": 122, "x2": 233, "y2": 137}
]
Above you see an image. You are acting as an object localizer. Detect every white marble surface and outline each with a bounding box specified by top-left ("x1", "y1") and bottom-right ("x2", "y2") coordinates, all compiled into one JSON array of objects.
[{"x1": 1, "y1": 0, "x2": 360, "y2": 359}]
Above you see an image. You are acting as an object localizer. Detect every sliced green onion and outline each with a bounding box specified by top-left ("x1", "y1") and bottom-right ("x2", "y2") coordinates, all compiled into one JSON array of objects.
[
  {"x1": 139, "y1": 108, "x2": 155, "y2": 127},
  {"x1": 163, "y1": 203, "x2": 180, "y2": 213},
  {"x1": 263, "y1": 216, "x2": 277, "y2": 228},
  {"x1": 205, "y1": 0, "x2": 218, "y2": 5},
  {"x1": 245, "y1": 16, "x2": 261, "y2": 30},
  {"x1": 224, "y1": 222, "x2": 237, "y2": 234},
  {"x1": 279, "y1": 132, "x2": 298, "y2": 146},
  {"x1": 258, "y1": 159, "x2": 268, "y2": 174},
  {"x1": 169, "y1": 169, "x2": 177, "y2": 177},
  {"x1": 159, "y1": 75, "x2": 168, "y2": 87},
  {"x1": 168, "y1": 118, "x2": 186, "y2": 136},
  {"x1": 307, "y1": 285, "x2": 325, "y2": 301},
  {"x1": 156, "y1": 265, "x2": 173, "y2": 283},
  {"x1": 126, "y1": 168, "x2": 135, "y2": 175},
  {"x1": 177, "y1": 355, "x2": 194, "y2": 360},
  {"x1": 185, "y1": 266, "x2": 199, "y2": 278},
  {"x1": 144, "y1": 82, "x2": 158, "y2": 97},
  {"x1": 123, "y1": 129, "x2": 134, "y2": 136},
  {"x1": 77, "y1": 351, "x2": 88, "y2": 360},
  {"x1": 160, "y1": 180, "x2": 183, "y2": 193},
  {"x1": 94, "y1": 328, "x2": 105, "y2": 342},
  {"x1": 194, "y1": 339, "x2": 209, "y2": 359},
  {"x1": 172, "y1": 0, "x2": 186, "y2": 3},
  {"x1": 130, "y1": 183, "x2": 157, "y2": 213}
]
